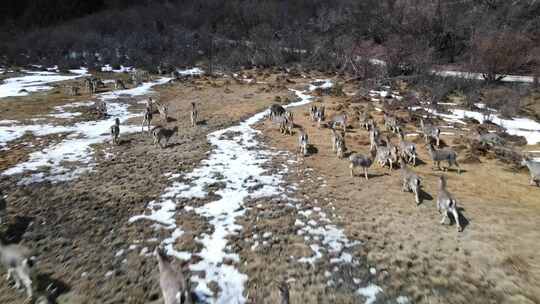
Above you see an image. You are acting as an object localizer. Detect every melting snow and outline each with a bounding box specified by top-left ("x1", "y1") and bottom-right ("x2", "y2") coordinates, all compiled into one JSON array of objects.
[
  {"x1": 356, "y1": 284, "x2": 383, "y2": 304},
  {"x1": 2, "y1": 77, "x2": 171, "y2": 184},
  {"x1": 415, "y1": 107, "x2": 540, "y2": 145},
  {"x1": 177, "y1": 67, "x2": 204, "y2": 76},
  {"x1": 101, "y1": 65, "x2": 133, "y2": 73},
  {"x1": 396, "y1": 296, "x2": 410, "y2": 304},
  {"x1": 435, "y1": 70, "x2": 534, "y2": 83},
  {"x1": 0, "y1": 68, "x2": 88, "y2": 99}
]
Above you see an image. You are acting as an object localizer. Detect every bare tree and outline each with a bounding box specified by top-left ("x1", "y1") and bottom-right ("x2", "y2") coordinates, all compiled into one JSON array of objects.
[
  {"x1": 383, "y1": 35, "x2": 434, "y2": 77},
  {"x1": 469, "y1": 31, "x2": 532, "y2": 83}
]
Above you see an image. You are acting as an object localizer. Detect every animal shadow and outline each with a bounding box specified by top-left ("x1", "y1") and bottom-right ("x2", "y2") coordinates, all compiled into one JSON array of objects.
[
  {"x1": 306, "y1": 145, "x2": 318, "y2": 155},
  {"x1": 418, "y1": 189, "x2": 434, "y2": 204},
  {"x1": 118, "y1": 138, "x2": 134, "y2": 145},
  {"x1": 4, "y1": 215, "x2": 33, "y2": 243},
  {"x1": 456, "y1": 207, "x2": 470, "y2": 231},
  {"x1": 196, "y1": 119, "x2": 208, "y2": 126},
  {"x1": 35, "y1": 273, "x2": 71, "y2": 304},
  {"x1": 411, "y1": 158, "x2": 427, "y2": 166},
  {"x1": 166, "y1": 117, "x2": 177, "y2": 123},
  {"x1": 167, "y1": 142, "x2": 183, "y2": 148}
]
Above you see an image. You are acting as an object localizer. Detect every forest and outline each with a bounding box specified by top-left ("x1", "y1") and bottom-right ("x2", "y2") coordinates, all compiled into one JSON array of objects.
[{"x1": 0, "y1": 0, "x2": 539, "y2": 78}]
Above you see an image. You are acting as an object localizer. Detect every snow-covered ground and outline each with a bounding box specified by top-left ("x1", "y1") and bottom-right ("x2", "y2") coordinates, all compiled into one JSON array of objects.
[
  {"x1": 366, "y1": 57, "x2": 535, "y2": 83},
  {"x1": 1, "y1": 77, "x2": 171, "y2": 184},
  {"x1": 0, "y1": 68, "x2": 88, "y2": 99},
  {"x1": 415, "y1": 106, "x2": 540, "y2": 145},
  {"x1": 435, "y1": 70, "x2": 534, "y2": 83},
  {"x1": 176, "y1": 67, "x2": 204, "y2": 76},
  {"x1": 101, "y1": 65, "x2": 133, "y2": 73}
]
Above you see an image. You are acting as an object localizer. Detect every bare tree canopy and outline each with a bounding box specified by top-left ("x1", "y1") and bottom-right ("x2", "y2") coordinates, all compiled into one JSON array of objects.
[{"x1": 0, "y1": 0, "x2": 538, "y2": 74}]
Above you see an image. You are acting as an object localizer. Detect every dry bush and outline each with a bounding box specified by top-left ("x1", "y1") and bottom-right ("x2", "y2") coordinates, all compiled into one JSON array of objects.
[
  {"x1": 383, "y1": 35, "x2": 434, "y2": 77},
  {"x1": 481, "y1": 87, "x2": 523, "y2": 118}
]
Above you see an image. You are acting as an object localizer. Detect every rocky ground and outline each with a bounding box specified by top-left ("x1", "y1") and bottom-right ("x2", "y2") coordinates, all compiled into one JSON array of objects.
[{"x1": 0, "y1": 68, "x2": 539, "y2": 304}]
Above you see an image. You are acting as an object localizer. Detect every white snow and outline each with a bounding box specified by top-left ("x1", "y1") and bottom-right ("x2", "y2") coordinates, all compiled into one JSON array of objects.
[
  {"x1": 396, "y1": 296, "x2": 410, "y2": 304},
  {"x1": 298, "y1": 223, "x2": 360, "y2": 264},
  {"x1": 2, "y1": 77, "x2": 171, "y2": 184},
  {"x1": 308, "y1": 79, "x2": 333, "y2": 91},
  {"x1": 435, "y1": 70, "x2": 534, "y2": 83},
  {"x1": 415, "y1": 107, "x2": 540, "y2": 144},
  {"x1": 101, "y1": 65, "x2": 133, "y2": 73},
  {"x1": 0, "y1": 68, "x2": 88, "y2": 99},
  {"x1": 176, "y1": 67, "x2": 204, "y2": 76},
  {"x1": 357, "y1": 284, "x2": 383, "y2": 304},
  {"x1": 370, "y1": 90, "x2": 400, "y2": 100},
  {"x1": 0, "y1": 123, "x2": 74, "y2": 149},
  {"x1": 360, "y1": 57, "x2": 535, "y2": 83}
]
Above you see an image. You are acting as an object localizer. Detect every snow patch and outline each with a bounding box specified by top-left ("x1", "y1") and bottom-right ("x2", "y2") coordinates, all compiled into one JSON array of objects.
[
  {"x1": 0, "y1": 68, "x2": 88, "y2": 99},
  {"x1": 2, "y1": 77, "x2": 171, "y2": 183},
  {"x1": 356, "y1": 284, "x2": 382, "y2": 304},
  {"x1": 415, "y1": 107, "x2": 540, "y2": 145},
  {"x1": 101, "y1": 65, "x2": 133, "y2": 73}
]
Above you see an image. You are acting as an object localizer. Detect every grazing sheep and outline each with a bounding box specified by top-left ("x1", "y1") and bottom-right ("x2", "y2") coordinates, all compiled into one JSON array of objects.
[
  {"x1": 336, "y1": 135, "x2": 346, "y2": 159},
  {"x1": 331, "y1": 128, "x2": 342, "y2": 152},
  {"x1": 398, "y1": 131, "x2": 417, "y2": 166},
  {"x1": 298, "y1": 130, "x2": 309, "y2": 156},
  {"x1": 426, "y1": 144, "x2": 461, "y2": 174},
  {"x1": 331, "y1": 113, "x2": 348, "y2": 132},
  {"x1": 152, "y1": 126, "x2": 178, "y2": 148},
  {"x1": 437, "y1": 175, "x2": 462, "y2": 232},
  {"x1": 190, "y1": 102, "x2": 198, "y2": 127},
  {"x1": 369, "y1": 126, "x2": 381, "y2": 151},
  {"x1": 142, "y1": 107, "x2": 153, "y2": 133},
  {"x1": 309, "y1": 105, "x2": 318, "y2": 121},
  {"x1": 331, "y1": 128, "x2": 346, "y2": 158},
  {"x1": 269, "y1": 104, "x2": 286, "y2": 120},
  {"x1": 0, "y1": 240, "x2": 35, "y2": 298},
  {"x1": 68, "y1": 86, "x2": 80, "y2": 96},
  {"x1": 521, "y1": 156, "x2": 540, "y2": 186},
  {"x1": 155, "y1": 247, "x2": 192, "y2": 304},
  {"x1": 358, "y1": 112, "x2": 370, "y2": 130},
  {"x1": 349, "y1": 150, "x2": 375, "y2": 180},
  {"x1": 420, "y1": 119, "x2": 441, "y2": 146},
  {"x1": 156, "y1": 102, "x2": 169, "y2": 121},
  {"x1": 114, "y1": 79, "x2": 126, "y2": 90},
  {"x1": 110, "y1": 118, "x2": 120, "y2": 145},
  {"x1": 399, "y1": 160, "x2": 422, "y2": 205},
  {"x1": 383, "y1": 112, "x2": 400, "y2": 133},
  {"x1": 374, "y1": 137, "x2": 398, "y2": 170},
  {"x1": 315, "y1": 106, "x2": 325, "y2": 123},
  {"x1": 95, "y1": 100, "x2": 107, "y2": 118},
  {"x1": 278, "y1": 281, "x2": 290, "y2": 304}
]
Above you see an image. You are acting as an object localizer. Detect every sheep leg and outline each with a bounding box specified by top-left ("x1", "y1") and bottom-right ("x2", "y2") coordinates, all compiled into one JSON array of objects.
[{"x1": 440, "y1": 212, "x2": 448, "y2": 225}]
